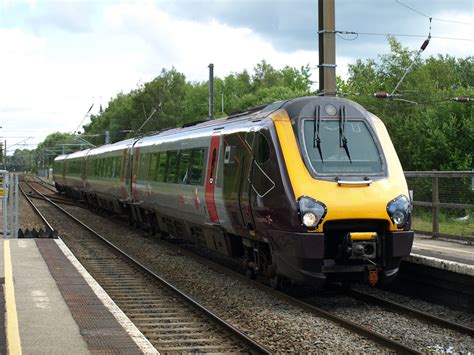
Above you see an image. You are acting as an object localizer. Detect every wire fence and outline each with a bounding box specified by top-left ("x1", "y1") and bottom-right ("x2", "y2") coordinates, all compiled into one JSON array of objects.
[{"x1": 405, "y1": 171, "x2": 474, "y2": 240}]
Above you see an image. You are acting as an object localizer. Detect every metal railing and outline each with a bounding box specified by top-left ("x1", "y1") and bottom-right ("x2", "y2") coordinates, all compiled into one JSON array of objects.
[
  {"x1": 404, "y1": 171, "x2": 474, "y2": 240},
  {"x1": 0, "y1": 171, "x2": 20, "y2": 238}
]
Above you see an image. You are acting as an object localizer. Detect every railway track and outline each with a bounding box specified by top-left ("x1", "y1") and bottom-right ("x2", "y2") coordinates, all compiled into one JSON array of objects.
[
  {"x1": 345, "y1": 288, "x2": 474, "y2": 337},
  {"x1": 22, "y1": 177, "x2": 473, "y2": 353},
  {"x1": 21, "y1": 179, "x2": 271, "y2": 354},
  {"x1": 153, "y1": 238, "x2": 474, "y2": 353}
]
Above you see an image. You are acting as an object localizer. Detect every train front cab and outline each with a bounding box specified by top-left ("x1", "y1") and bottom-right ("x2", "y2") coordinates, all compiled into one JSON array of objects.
[{"x1": 268, "y1": 98, "x2": 414, "y2": 286}]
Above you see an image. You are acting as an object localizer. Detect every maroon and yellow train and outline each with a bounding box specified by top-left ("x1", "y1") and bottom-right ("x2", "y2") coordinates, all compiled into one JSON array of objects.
[{"x1": 54, "y1": 96, "x2": 414, "y2": 287}]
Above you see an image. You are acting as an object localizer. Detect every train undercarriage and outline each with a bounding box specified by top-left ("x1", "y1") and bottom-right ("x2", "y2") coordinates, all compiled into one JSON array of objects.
[{"x1": 59, "y1": 185, "x2": 413, "y2": 289}]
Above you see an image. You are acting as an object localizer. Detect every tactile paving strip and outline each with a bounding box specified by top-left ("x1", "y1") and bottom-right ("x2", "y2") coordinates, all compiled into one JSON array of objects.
[{"x1": 36, "y1": 239, "x2": 142, "y2": 353}]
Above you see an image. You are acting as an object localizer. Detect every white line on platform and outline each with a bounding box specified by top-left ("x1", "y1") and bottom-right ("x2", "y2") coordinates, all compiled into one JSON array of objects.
[
  {"x1": 407, "y1": 253, "x2": 474, "y2": 276},
  {"x1": 413, "y1": 242, "x2": 474, "y2": 255},
  {"x1": 55, "y1": 238, "x2": 159, "y2": 355}
]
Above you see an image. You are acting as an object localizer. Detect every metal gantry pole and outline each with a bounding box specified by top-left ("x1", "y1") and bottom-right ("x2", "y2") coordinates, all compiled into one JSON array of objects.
[
  {"x1": 208, "y1": 63, "x2": 214, "y2": 119},
  {"x1": 318, "y1": 0, "x2": 336, "y2": 96}
]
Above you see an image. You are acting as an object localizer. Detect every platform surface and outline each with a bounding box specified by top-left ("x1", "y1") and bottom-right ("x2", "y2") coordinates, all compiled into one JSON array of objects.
[
  {"x1": 1, "y1": 238, "x2": 155, "y2": 354},
  {"x1": 412, "y1": 235, "x2": 474, "y2": 266}
]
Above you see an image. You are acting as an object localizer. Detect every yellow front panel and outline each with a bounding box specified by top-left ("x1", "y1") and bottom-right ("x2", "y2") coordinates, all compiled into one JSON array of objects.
[{"x1": 272, "y1": 109, "x2": 409, "y2": 232}]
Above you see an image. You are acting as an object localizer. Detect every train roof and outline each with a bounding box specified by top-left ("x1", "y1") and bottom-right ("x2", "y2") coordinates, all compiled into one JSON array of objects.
[
  {"x1": 62, "y1": 148, "x2": 91, "y2": 160},
  {"x1": 54, "y1": 154, "x2": 68, "y2": 162},
  {"x1": 133, "y1": 100, "x2": 289, "y2": 148},
  {"x1": 54, "y1": 96, "x2": 376, "y2": 160},
  {"x1": 87, "y1": 138, "x2": 136, "y2": 157}
]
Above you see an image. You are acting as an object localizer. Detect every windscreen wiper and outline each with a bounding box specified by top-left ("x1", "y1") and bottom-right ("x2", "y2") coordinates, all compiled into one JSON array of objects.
[
  {"x1": 313, "y1": 105, "x2": 324, "y2": 163},
  {"x1": 339, "y1": 106, "x2": 352, "y2": 163}
]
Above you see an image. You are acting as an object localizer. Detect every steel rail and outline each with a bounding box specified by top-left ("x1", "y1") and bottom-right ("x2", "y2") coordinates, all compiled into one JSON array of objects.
[
  {"x1": 23, "y1": 179, "x2": 272, "y2": 355},
  {"x1": 31, "y1": 180, "x2": 421, "y2": 354},
  {"x1": 347, "y1": 288, "x2": 474, "y2": 336},
  {"x1": 29, "y1": 175, "x2": 58, "y2": 193},
  {"x1": 149, "y1": 239, "x2": 421, "y2": 354},
  {"x1": 27, "y1": 193, "x2": 80, "y2": 207},
  {"x1": 18, "y1": 182, "x2": 57, "y2": 233}
]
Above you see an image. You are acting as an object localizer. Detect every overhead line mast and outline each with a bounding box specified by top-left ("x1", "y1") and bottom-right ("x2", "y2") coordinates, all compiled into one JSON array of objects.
[{"x1": 318, "y1": 0, "x2": 336, "y2": 96}]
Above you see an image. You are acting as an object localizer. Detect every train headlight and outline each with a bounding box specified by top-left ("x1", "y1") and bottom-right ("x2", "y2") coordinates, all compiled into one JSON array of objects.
[
  {"x1": 298, "y1": 196, "x2": 327, "y2": 229},
  {"x1": 387, "y1": 195, "x2": 411, "y2": 228}
]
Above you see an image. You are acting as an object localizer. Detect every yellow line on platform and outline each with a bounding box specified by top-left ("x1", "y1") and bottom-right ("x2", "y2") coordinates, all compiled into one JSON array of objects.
[
  {"x1": 4, "y1": 240, "x2": 22, "y2": 355},
  {"x1": 414, "y1": 242, "x2": 474, "y2": 255}
]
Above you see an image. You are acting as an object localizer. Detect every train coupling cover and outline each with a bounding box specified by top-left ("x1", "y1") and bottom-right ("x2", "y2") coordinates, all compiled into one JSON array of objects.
[{"x1": 364, "y1": 266, "x2": 379, "y2": 287}]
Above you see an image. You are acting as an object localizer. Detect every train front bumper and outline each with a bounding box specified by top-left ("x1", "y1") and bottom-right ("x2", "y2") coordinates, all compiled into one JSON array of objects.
[{"x1": 267, "y1": 230, "x2": 414, "y2": 285}]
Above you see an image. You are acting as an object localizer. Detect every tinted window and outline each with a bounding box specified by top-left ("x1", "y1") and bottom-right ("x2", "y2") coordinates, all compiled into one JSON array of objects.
[
  {"x1": 138, "y1": 154, "x2": 149, "y2": 180},
  {"x1": 165, "y1": 151, "x2": 179, "y2": 183},
  {"x1": 190, "y1": 148, "x2": 205, "y2": 185},
  {"x1": 148, "y1": 153, "x2": 159, "y2": 180},
  {"x1": 303, "y1": 119, "x2": 383, "y2": 175},
  {"x1": 178, "y1": 150, "x2": 191, "y2": 184},
  {"x1": 209, "y1": 148, "x2": 217, "y2": 183},
  {"x1": 157, "y1": 153, "x2": 168, "y2": 182},
  {"x1": 256, "y1": 133, "x2": 270, "y2": 164}
]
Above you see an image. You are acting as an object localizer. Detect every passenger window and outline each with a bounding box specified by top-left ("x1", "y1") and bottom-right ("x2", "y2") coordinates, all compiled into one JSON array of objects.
[
  {"x1": 165, "y1": 151, "x2": 179, "y2": 183},
  {"x1": 157, "y1": 153, "x2": 168, "y2": 182},
  {"x1": 209, "y1": 148, "x2": 217, "y2": 184},
  {"x1": 178, "y1": 150, "x2": 191, "y2": 184},
  {"x1": 256, "y1": 133, "x2": 271, "y2": 164},
  {"x1": 189, "y1": 148, "x2": 205, "y2": 185},
  {"x1": 148, "y1": 153, "x2": 159, "y2": 180}
]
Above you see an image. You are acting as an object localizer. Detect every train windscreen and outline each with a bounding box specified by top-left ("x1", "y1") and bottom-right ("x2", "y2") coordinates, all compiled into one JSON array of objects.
[{"x1": 302, "y1": 119, "x2": 383, "y2": 175}]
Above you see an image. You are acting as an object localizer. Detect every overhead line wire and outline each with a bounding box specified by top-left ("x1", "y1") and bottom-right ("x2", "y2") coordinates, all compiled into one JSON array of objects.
[
  {"x1": 335, "y1": 30, "x2": 473, "y2": 42},
  {"x1": 395, "y1": 0, "x2": 471, "y2": 25}
]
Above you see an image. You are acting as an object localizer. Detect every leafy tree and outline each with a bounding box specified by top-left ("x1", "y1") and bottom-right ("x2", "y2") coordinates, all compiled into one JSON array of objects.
[
  {"x1": 341, "y1": 37, "x2": 473, "y2": 172},
  {"x1": 35, "y1": 132, "x2": 77, "y2": 168}
]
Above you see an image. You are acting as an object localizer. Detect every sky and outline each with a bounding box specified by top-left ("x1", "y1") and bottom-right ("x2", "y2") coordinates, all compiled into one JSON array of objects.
[{"x1": 1, "y1": 0, "x2": 472, "y2": 153}]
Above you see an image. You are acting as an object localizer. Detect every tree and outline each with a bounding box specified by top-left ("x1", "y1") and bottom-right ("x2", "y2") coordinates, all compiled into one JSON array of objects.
[
  {"x1": 341, "y1": 37, "x2": 473, "y2": 172},
  {"x1": 35, "y1": 132, "x2": 77, "y2": 169}
]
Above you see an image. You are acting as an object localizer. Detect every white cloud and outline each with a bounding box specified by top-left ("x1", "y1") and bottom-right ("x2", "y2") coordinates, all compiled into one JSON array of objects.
[
  {"x1": 1, "y1": 1, "x2": 472, "y2": 152},
  {"x1": 2, "y1": 2, "x2": 325, "y2": 150},
  {"x1": 102, "y1": 2, "x2": 319, "y2": 81}
]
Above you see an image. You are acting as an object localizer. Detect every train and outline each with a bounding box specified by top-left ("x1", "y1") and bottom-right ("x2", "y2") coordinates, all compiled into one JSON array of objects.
[{"x1": 53, "y1": 96, "x2": 414, "y2": 287}]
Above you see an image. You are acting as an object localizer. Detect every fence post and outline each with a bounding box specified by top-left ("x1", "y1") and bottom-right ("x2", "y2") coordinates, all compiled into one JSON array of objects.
[{"x1": 432, "y1": 174, "x2": 439, "y2": 237}]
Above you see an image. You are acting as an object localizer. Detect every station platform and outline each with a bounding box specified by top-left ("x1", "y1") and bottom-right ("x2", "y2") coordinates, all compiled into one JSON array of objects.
[
  {"x1": 408, "y1": 234, "x2": 474, "y2": 276},
  {"x1": 0, "y1": 238, "x2": 156, "y2": 354}
]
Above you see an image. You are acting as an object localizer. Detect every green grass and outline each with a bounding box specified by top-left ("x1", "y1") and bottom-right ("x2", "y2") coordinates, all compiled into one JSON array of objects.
[{"x1": 412, "y1": 208, "x2": 473, "y2": 238}]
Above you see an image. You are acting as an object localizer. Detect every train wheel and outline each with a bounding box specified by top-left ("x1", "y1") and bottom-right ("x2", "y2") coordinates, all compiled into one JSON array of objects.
[
  {"x1": 245, "y1": 268, "x2": 256, "y2": 280},
  {"x1": 269, "y1": 275, "x2": 281, "y2": 290}
]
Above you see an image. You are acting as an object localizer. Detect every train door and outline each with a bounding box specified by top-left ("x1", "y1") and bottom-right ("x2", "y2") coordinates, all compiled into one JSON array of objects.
[
  {"x1": 205, "y1": 133, "x2": 221, "y2": 224},
  {"x1": 239, "y1": 129, "x2": 256, "y2": 234},
  {"x1": 121, "y1": 148, "x2": 131, "y2": 200},
  {"x1": 131, "y1": 146, "x2": 140, "y2": 202},
  {"x1": 122, "y1": 140, "x2": 140, "y2": 201}
]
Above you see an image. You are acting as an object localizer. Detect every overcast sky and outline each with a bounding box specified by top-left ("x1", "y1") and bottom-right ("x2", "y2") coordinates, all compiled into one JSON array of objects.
[{"x1": 1, "y1": 0, "x2": 472, "y2": 153}]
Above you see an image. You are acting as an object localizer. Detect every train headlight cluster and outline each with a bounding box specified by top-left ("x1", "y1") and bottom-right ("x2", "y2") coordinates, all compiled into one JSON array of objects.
[
  {"x1": 298, "y1": 196, "x2": 327, "y2": 229},
  {"x1": 387, "y1": 195, "x2": 411, "y2": 228}
]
